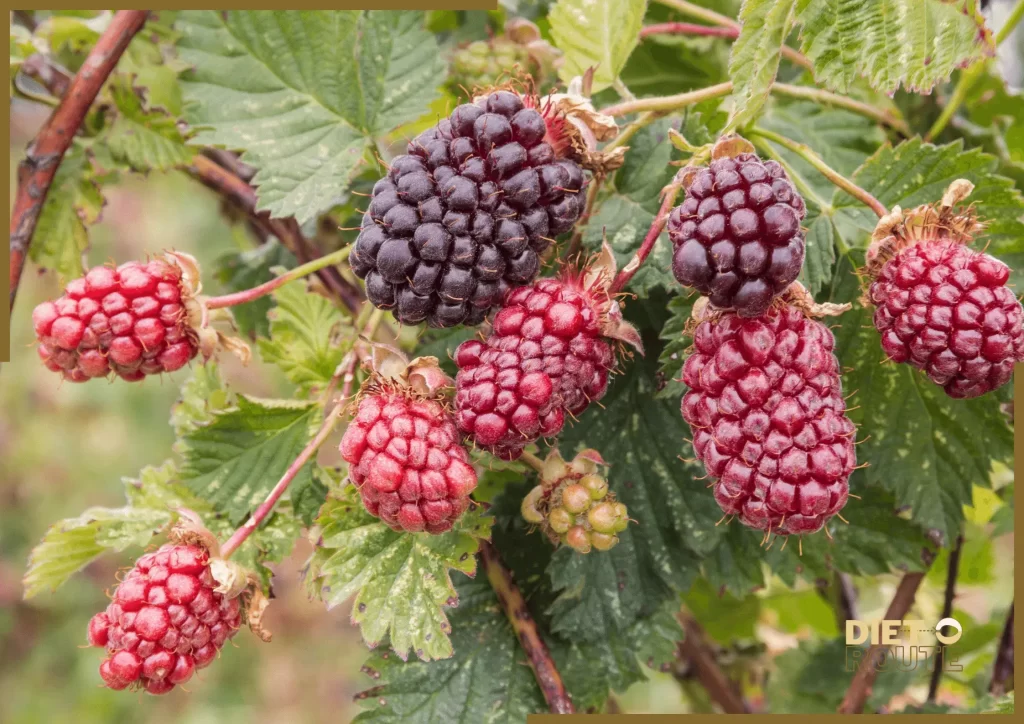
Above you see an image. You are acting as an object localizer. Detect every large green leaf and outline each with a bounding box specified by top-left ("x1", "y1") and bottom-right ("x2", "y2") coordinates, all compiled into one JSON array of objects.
[
  {"x1": 23, "y1": 506, "x2": 172, "y2": 598},
  {"x1": 548, "y1": 0, "x2": 647, "y2": 94},
  {"x1": 257, "y1": 277, "x2": 351, "y2": 394},
  {"x1": 177, "y1": 395, "x2": 320, "y2": 524},
  {"x1": 726, "y1": 0, "x2": 797, "y2": 132},
  {"x1": 177, "y1": 10, "x2": 443, "y2": 222},
  {"x1": 306, "y1": 489, "x2": 492, "y2": 661},
  {"x1": 29, "y1": 142, "x2": 103, "y2": 281},
  {"x1": 795, "y1": 0, "x2": 995, "y2": 95}
]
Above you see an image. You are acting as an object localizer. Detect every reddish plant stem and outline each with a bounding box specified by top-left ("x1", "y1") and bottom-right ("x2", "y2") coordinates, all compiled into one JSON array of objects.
[
  {"x1": 838, "y1": 570, "x2": 929, "y2": 714},
  {"x1": 677, "y1": 611, "x2": 750, "y2": 714},
  {"x1": 640, "y1": 22, "x2": 738, "y2": 39},
  {"x1": 989, "y1": 604, "x2": 1014, "y2": 696},
  {"x1": 189, "y1": 155, "x2": 363, "y2": 315},
  {"x1": 220, "y1": 352, "x2": 359, "y2": 559},
  {"x1": 610, "y1": 184, "x2": 681, "y2": 294},
  {"x1": 479, "y1": 541, "x2": 575, "y2": 714},
  {"x1": 928, "y1": 534, "x2": 963, "y2": 702},
  {"x1": 9, "y1": 9, "x2": 149, "y2": 312}
]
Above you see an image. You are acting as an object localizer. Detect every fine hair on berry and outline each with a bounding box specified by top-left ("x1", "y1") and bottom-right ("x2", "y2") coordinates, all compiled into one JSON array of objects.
[
  {"x1": 681, "y1": 303, "x2": 856, "y2": 537},
  {"x1": 668, "y1": 153, "x2": 807, "y2": 318},
  {"x1": 349, "y1": 89, "x2": 587, "y2": 328}
]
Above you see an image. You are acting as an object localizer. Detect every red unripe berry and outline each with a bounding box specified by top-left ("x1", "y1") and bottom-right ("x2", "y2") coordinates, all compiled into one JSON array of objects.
[
  {"x1": 681, "y1": 304, "x2": 856, "y2": 536},
  {"x1": 87, "y1": 544, "x2": 241, "y2": 694},
  {"x1": 32, "y1": 258, "x2": 199, "y2": 383},
  {"x1": 454, "y1": 275, "x2": 619, "y2": 459},
  {"x1": 340, "y1": 388, "x2": 478, "y2": 533}
]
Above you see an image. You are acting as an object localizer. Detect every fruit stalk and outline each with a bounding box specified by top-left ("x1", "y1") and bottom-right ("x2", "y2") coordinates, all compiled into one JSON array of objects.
[
  {"x1": 837, "y1": 569, "x2": 930, "y2": 714},
  {"x1": 479, "y1": 541, "x2": 575, "y2": 714},
  {"x1": 221, "y1": 351, "x2": 359, "y2": 559},
  {"x1": 602, "y1": 82, "x2": 733, "y2": 117},
  {"x1": 639, "y1": 22, "x2": 738, "y2": 39},
  {"x1": 204, "y1": 245, "x2": 353, "y2": 310},
  {"x1": 9, "y1": 9, "x2": 149, "y2": 312},
  {"x1": 748, "y1": 127, "x2": 888, "y2": 218},
  {"x1": 610, "y1": 182, "x2": 681, "y2": 294},
  {"x1": 189, "y1": 155, "x2": 362, "y2": 315}
]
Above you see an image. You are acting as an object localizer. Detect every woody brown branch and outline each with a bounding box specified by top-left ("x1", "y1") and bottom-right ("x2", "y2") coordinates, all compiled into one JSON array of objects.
[
  {"x1": 9, "y1": 9, "x2": 149, "y2": 312},
  {"x1": 188, "y1": 155, "x2": 363, "y2": 315},
  {"x1": 928, "y1": 534, "x2": 963, "y2": 702},
  {"x1": 837, "y1": 569, "x2": 930, "y2": 714},
  {"x1": 989, "y1": 604, "x2": 1014, "y2": 697},
  {"x1": 677, "y1": 610, "x2": 750, "y2": 714},
  {"x1": 478, "y1": 541, "x2": 575, "y2": 714}
]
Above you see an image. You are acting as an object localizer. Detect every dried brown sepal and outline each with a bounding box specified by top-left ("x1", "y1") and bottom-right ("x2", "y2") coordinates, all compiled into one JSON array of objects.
[
  {"x1": 174, "y1": 250, "x2": 252, "y2": 366},
  {"x1": 578, "y1": 240, "x2": 644, "y2": 355},
  {"x1": 362, "y1": 344, "x2": 454, "y2": 403},
  {"x1": 710, "y1": 134, "x2": 756, "y2": 160},
  {"x1": 863, "y1": 179, "x2": 982, "y2": 284},
  {"x1": 684, "y1": 282, "x2": 850, "y2": 339}
]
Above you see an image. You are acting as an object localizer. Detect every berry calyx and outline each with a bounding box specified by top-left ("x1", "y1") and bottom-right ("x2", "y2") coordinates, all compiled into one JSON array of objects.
[
  {"x1": 32, "y1": 253, "x2": 204, "y2": 383},
  {"x1": 680, "y1": 291, "x2": 856, "y2": 537},
  {"x1": 668, "y1": 136, "x2": 807, "y2": 318},
  {"x1": 454, "y1": 246, "x2": 642, "y2": 460},
  {"x1": 520, "y1": 448, "x2": 629, "y2": 553},
  {"x1": 87, "y1": 542, "x2": 243, "y2": 694},
  {"x1": 350, "y1": 82, "x2": 620, "y2": 328},
  {"x1": 339, "y1": 348, "x2": 478, "y2": 533},
  {"x1": 864, "y1": 180, "x2": 1024, "y2": 399}
]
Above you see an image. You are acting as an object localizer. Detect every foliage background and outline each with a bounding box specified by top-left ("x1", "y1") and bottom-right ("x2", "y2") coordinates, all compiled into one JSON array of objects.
[{"x1": 2, "y1": 1, "x2": 1020, "y2": 720}]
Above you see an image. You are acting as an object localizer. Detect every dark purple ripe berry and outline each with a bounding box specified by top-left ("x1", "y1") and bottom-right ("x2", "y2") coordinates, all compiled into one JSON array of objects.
[
  {"x1": 350, "y1": 90, "x2": 588, "y2": 328},
  {"x1": 667, "y1": 154, "x2": 807, "y2": 318}
]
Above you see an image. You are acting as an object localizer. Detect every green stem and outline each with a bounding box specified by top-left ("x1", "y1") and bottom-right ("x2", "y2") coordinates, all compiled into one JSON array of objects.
[
  {"x1": 772, "y1": 82, "x2": 910, "y2": 136},
  {"x1": 520, "y1": 450, "x2": 546, "y2": 473},
  {"x1": 926, "y1": 0, "x2": 1024, "y2": 141},
  {"x1": 612, "y1": 78, "x2": 636, "y2": 102},
  {"x1": 603, "y1": 82, "x2": 733, "y2": 117},
  {"x1": 205, "y1": 245, "x2": 352, "y2": 309},
  {"x1": 748, "y1": 127, "x2": 887, "y2": 219}
]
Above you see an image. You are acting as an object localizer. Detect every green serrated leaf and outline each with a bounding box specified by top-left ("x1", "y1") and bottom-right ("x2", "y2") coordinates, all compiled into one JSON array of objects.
[
  {"x1": 726, "y1": 0, "x2": 797, "y2": 132},
  {"x1": 794, "y1": 0, "x2": 995, "y2": 95},
  {"x1": 353, "y1": 574, "x2": 546, "y2": 722},
  {"x1": 105, "y1": 77, "x2": 193, "y2": 171},
  {"x1": 178, "y1": 395, "x2": 320, "y2": 524},
  {"x1": 177, "y1": 10, "x2": 443, "y2": 222},
  {"x1": 23, "y1": 506, "x2": 172, "y2": 598},
  {"x1": 657, "y1": 293, "x2": 697, "y2": 401},
  {"x1": 257, "y1": 278, "x2": 350, "y2": 394},
  {"x1": 29, "y1": 141, "x2": 103, "y2": 281},
  {"x1": 548, "y1": 0, "x2": 646, "y2": 94},
  {"x1": 170, "y1": 362, "x2": 233, "y2": 437},
  {"x1": 307, "y1": 489, "x2": 492, "y2": 661}
]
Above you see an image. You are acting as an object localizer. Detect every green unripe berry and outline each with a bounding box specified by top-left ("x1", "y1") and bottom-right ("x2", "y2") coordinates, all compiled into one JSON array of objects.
[
  {"x1": 541, "y1": 455, "x2": 569, "y2": 485},
  {"x1": 549, "y1": 507, "x2": 572, "y2": 534},
  {"x1": 580, "y1": 474, "x2": 608, "y2": 500},
  {"x1": 587, "y1": 502, "x2": 620, "y2": 534},
  {"x1": 591, "y1": 532, "x2": 619, "y2": 551},
  {"x1": 561, "y1": 484, "x2": 591, "y2": 514},
  {"x1": 565, "y1": 526, "x2": 592, "y2": 554}
]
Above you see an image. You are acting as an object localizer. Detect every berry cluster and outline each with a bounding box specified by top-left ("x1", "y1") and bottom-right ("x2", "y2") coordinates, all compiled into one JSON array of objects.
[
  {"x1": 520, "y1": 449, "x2": 629, "y2": 553},
  {"x1": 32, "y1": 258, "x2": 199, "y2": 382},
  {"x1": 350, "y1": 89, "x2": 586, "y2": 327},
  {"x1": 668, "y1": 153, "x2": 806, "y2": 318},
  {"x1": 87, "y1": 544, "x2": 241, "y2": 694}
]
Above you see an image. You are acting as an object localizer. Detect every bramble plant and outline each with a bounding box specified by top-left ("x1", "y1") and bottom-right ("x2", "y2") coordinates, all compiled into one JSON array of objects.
[{"x1": 7, "y1": 1, "x2": 1022, "y2": 717}]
